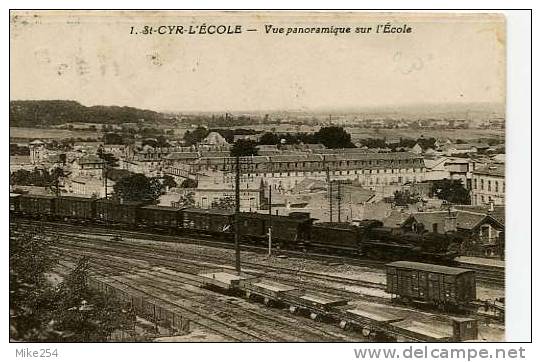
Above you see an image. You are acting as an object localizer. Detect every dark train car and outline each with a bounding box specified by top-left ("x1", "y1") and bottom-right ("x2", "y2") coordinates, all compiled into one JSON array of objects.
[
  {"x1": 364, "y1": 227, "x2": 459, "y2": 261},
  {"x1": 9, "y1": 193, "x2": 21, "y2": 213},
  {"x1": 137, "y1": 205, "x2": 184, "y2": 229},
  {"x1": 18, "y1": 194, "x2": 56, "y2": 217},
  {"x1": 56, "y1": 196, "x2": 96, "y2": 220},
  {"x1": 238, "y1": 212, "x2": 313, "y2": 243},
  {"x1": 310, "y1": 222, "x2": 361, "y2": 252},
  {"x1": 385, "y1": 261, "x2": 476, "y2": 308},
  {"x1": 182, "y1": 208, "x2": 235, "y2": 234},
  {"x1": 95, "y1": 199, "x2": 142, "y2": 224}
]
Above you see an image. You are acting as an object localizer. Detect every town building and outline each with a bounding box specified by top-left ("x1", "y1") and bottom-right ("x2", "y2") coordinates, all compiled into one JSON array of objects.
[
  {"x1": 471, "y1": 164, "x2": 505, "y2": 206},
  {"x1": 189, "y1": 151, "x2": 426, "y2": 195},
  {"x1": 67, "y1": 177, "x2": 114, "y2": 198},
  {"x1": 71, "y1": 154, "x2": 105, "y2": 178},
  {"x1": 179, "y1": 177, "x2": 265, "y2": 211},
  {"x1": 402, "y1": 209, "x2": 504, "y2": 258},
  {"x1": 29, "y1": 139, "x2": 46, "y2": 164}
]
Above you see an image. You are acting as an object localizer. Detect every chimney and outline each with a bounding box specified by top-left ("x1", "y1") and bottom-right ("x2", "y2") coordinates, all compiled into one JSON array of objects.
[{"x1": 444, "y1": 207, "x2": 458, "y2": 232}]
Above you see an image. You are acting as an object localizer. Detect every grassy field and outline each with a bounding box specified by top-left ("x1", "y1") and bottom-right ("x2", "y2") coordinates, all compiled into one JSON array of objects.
[
  {"x1": 213, "y1": 124, "x2": 504, "y2": 142},
  {"x1": 10, "y1": 127, "x2": 103, "y2": 141},
  {"x1": 10, "y1": 125, "x2": 504, "y2": 143},
  {"x1": 346, "y1": 128, "x2": 505, "y2": 142}
]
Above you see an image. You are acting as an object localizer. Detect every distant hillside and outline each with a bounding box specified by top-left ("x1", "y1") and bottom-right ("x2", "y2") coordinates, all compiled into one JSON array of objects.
[{"x1": 9, "y1": 100, "x2": 166, "y2": 127}]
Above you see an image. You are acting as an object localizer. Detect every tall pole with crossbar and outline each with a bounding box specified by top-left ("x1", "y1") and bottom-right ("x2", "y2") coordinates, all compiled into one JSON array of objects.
[{"x1": 234, "y1": 155, "x2": 241, "y2": 273}]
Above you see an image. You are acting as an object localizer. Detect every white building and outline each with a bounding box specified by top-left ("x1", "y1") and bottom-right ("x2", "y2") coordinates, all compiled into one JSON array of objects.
[{"x1": 471, "y1": 164, "x2": 505, "y2": 206}]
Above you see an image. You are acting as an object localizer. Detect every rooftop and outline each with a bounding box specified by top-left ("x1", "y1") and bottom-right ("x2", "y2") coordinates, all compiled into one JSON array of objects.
[
  {"x1": 473, "y1": 164, "x2": 505, "y2": 177},
  {"x1": 386, "y1": 261, "x2": 473, "y2": 276},
  {"x1": 405, "y1": 210, "x2": 504, "y2": 230}
]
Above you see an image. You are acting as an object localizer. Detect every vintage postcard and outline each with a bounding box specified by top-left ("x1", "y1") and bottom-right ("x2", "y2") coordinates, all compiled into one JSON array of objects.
[{"x1": 10, "y1": 11, "x2": 506, "y2": 343}]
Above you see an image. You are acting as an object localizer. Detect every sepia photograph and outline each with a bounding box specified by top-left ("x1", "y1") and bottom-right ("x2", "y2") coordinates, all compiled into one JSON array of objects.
[{"x1": 9, "y1": 10, "x2": 511, "y2": 344}]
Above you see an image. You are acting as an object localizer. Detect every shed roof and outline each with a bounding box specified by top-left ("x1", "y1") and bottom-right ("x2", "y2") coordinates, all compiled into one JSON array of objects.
[
  {"x1": 386, "y1": 261, "x2": 473, "y2": 276},
  {"x1": 140, "y1": 205, "x2": 185, "y2": 212},
  {"x1": 183, "y1": 208, "x2": 235, "y2": 216}
]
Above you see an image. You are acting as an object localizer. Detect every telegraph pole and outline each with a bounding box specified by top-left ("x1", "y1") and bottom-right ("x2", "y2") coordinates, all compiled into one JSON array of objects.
[
  {"x1": 234, "y1": 155, "x2": 241, "y2": 274},
  {"x1": 327, "y1": 167, "x2": 333, "y2": 223},
  {"x1": 337, "y1": 180, "x2": 342, "y2": 223},
  {"x1": 103, "y1": 166, "x2": 108, "y2": 199},
  {"x1": 268, "y1": 184, "x2": 272, "y2": 257}
]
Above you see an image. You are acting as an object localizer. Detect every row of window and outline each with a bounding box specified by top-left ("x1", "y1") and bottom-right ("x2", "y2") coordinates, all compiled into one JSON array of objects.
[
  {"x1": 472, "y1": 177, "x2": 504, "y2": 193},
  {"x1": 213, "y1": 168, "x2": 424, "y2": 178},
  {"x1": 205, "y1": 159, "x2": 421, "y2": 171}
]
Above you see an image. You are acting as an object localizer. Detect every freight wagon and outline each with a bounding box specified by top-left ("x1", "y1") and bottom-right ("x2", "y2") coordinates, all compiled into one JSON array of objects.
[
  {"x1": 18, "y1": 194, "x2": 56, "y2": 217},
  {"x1": 137, "y1": 205, "x2": 183, "y2": 229},
  {"x1": 182, "y1": 208, "x2": 235, "y2": 235},
  {"x1": 237, "y1": 212, "x2": 313, "y2": 246},
  {"x1": 9, "y1": 193, "x2": 21, "y2": 213},
  {"x1": 56, "y1": 196, "x2": 96, "y2": 220},
  {"x1": 385, "y1": 261, "x2": 476, "y2": 309},
  {"x1": 10, "y1": 192, "x2": 462, "y2": 263},
  {"x1": 95, "y1": 199, "x2": 143, "y2": 225},
  {"x1": 310, "y1": 222, "x2": 363, "y2": 253}
]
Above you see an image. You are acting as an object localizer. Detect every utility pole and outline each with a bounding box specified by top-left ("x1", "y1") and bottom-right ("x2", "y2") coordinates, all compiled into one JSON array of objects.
[
  {"x1": 268, "y1": 184, "x2": 272, "y2": 257},
  {"x1": 327, "y1": 166, "x2": 333, "y2": 223},
  {"x1": 234, "y1": 155, "x2": 241, "y2": 274},
  {"x1": 337, "y1": 180, "x2": 342, "y2": 223},
  {"x1": 103, "y1": 166, "x2": 108, "y2": 199}
]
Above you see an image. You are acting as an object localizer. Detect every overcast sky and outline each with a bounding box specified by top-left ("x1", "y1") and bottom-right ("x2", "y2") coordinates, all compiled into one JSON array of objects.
[{"x1": 10, "y1": 11, "x2": 506, "y2": 112}]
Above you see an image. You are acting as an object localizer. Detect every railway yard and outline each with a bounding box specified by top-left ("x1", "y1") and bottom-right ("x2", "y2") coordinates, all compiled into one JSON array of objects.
[{"x1": 10, "y1": 218, "x2": 505, "y2": 342}]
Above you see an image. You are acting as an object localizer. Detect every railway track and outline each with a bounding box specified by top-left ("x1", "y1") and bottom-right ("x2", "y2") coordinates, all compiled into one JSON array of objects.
[
  {"x1": 48, "y1": 233, "x2": 384, "y2": 301},
  {"x1": 12, "y1": 218, "x2": 505, "y2": 287},
  {"x1": 51, "y1": 247, "x2": 360, "y2": 341},
  {"x1": 12, "y1": 220, "x2": 506, "y2": 325},
  {"x1": 12, "y1": 221, "x2": 504, "y2": 326}
]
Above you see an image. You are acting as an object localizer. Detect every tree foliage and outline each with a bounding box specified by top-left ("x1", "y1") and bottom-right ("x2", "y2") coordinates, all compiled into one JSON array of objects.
[
  {"x1": 183, "y1": 126, "x2": 209, "y2": 146},
  {"x1": 173, "y1": 192, "x2": 195, "y2": 208},
  {"x1": 10, "y1": 229, "x2": 135, "y2": 341},
  {"x1": 161, "y1": 175, "x2": 178, "y2": 189},
  {"x1": 112, "y1": 173, "x2": 163, "y2": 203},
  {"x1": 180, "y1": 178, "x2": 198, "y2": 188},
  {"x1": 312, "y1": 126, "x2": 355, "y2": 148},
  {"x1": 211, "y1": 195, "x2": 236, "y2": 210},
  {"x1": 259, "y1": 132, "x2": 281, "y2": 145},
  {"x1": 103, "y1": 133, "x2": 124, "y2": 145},
  {"x1": 10, "y1": 167, "x2": 63, "y2": 189},
  {"x1": 431, "y1": 179, "x2": 471, "y2": 205},
  {"x1": 10, "y1": 100, "x2": 165, "y2": 127},
  {"x1": 393, "y1": 190, "x2": 421, "y2": 206},
  {"x1": 231, "y1": 139, "x2": 259, "y2": 157}
]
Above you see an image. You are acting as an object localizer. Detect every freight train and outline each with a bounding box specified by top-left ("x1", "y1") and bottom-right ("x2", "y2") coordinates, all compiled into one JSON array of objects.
[{"x1": 9, "y1": 193, "x2": 461, "y2": 263}]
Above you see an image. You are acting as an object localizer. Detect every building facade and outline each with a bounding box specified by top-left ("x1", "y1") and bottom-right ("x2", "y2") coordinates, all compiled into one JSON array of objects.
[
  {"x1": 471, "y1": 165, "x2": 505, "y2": 206},
  {"x1": 190, "y1": 152, "x2": 426, "y2": 193}
]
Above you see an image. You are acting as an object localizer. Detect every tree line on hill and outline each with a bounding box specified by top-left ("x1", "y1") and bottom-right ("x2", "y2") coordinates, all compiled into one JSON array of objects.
[{"x1": 10, "y1": 100, "x2": 166, "y2": 127}]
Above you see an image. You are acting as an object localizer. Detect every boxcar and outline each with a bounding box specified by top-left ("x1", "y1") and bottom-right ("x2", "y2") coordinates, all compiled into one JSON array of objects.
[
  {"x1": 310, "y1": 222, "x2": 361, "y2": 252},
  {"x1": 385, "y1": 261, "x2": 476, "y2": 308},
  {"x1": 238, "y1": 212, "x2": 313, "y2": 243},
  {"x1": 137, "y1": 205, "x2": 184, "y2": 228},
  {"x1": 18, "y1": 194, "x2": 56, "y2": 216},
  {"x1": 56, "y1": 196, "x2": 96, "y2": 220},
  {"x1": 95, "y1": 199, "x2": 142, "y2": 224},
  {"x1": 182, "y1": 208, "x2": 235, "y2": 234},
  {"x1": 9, "y1": 193, "x2": 21, "y2": 213}
]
